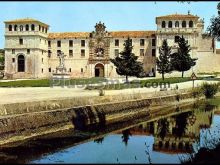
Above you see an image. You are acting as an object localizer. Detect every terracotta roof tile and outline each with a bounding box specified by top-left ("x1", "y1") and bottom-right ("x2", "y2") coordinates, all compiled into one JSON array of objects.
[
  {"x1": 156, "y1": 14, "x2": 199, "y2": 20},
  {"x1": 4, "y1": 18, "x2": 49, "y2": 27},
  {"x1": 48, "y1": 31, "x2": 156, "y2": 39},
  {"x1": 110, "y1": 31, "x2": 155, "y2": 38},
  {"x1": 48, "y1": 32, "x2": 90, "y2": 39}
]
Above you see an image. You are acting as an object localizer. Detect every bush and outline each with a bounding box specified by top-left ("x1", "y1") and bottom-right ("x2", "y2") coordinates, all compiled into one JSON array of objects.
[
  {"x1": 191, "y1": 87, "x2": 203, "y2": 98},
  {"x1": 99, "y1": 89, "x2": 105, "y2": 96},
  {"x1": 201, "y1": 83, "x2": 219, "y2": 99}
]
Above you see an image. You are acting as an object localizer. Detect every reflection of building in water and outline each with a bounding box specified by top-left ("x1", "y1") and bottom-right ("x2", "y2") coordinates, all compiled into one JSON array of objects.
[{"x1": 128, "y1": 108, "x2": 214, "y2": 154}]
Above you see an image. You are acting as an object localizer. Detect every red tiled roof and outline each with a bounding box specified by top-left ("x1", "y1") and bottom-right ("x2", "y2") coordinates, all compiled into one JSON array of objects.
[{"x1": 48, "y1": 31, "x2": 156, "y2": 39}]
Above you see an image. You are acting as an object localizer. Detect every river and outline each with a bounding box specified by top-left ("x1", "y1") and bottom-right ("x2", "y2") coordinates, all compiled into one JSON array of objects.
[{"x1": 0, "y1": 98, "x2": 220, "y2": 164}]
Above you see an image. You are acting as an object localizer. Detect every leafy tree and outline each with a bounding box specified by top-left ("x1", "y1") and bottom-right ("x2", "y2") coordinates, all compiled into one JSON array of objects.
[
  {"x1": 156, "y1": 39, "x2": 172, "y2": 80},
  {"x1": 207, "y1": 2, "x2": 220, "y2": 41},
  {"x1": 170, "y1": 36, "x2": 197, "y2": 78},
  {"x1": 110, "y1": 37, "x2": 143, "y2": 83}
]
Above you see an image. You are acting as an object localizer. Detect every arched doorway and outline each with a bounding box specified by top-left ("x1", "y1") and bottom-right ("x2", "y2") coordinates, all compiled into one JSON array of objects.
[
  {"x1": 18, "y1": 55, "x2": 25, "y2": 72},
  {"x1": 95, "y1": 63, "x2": 104, "y2": 77}
]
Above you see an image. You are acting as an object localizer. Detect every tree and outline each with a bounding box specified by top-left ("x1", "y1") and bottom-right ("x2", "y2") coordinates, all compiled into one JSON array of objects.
[
  {"x1": 207, "y1": 2, "x2": 220, "y2": 41},
  {"x1": 110, "y1": 37, "x2": 143, "y2": 83},
  {"x1": 170, "y1": 36, "x2": 197, "y2": 78},
  {"x1": 156, "y1": 39, "x2": 172, "y2": 80}
]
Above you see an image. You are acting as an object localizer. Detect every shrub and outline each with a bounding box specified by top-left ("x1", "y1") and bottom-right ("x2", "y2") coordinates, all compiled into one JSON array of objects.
[
  {"x1": 99, "y1": 89, "x2": 105, "y2": 96},
  {"x1": 201, "y1": 83, "x2": 219, "y2": 99},
  {"x1": 191, "y1": 87, "x2": 203, "y2": 98}
]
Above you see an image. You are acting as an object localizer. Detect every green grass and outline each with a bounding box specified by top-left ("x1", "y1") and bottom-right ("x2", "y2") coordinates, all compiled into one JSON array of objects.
[
  {"x1": 0, "y1": 77, "x2": 107, "y2": 87},
  {"x1": 0, "y1": 76, "x2": 219, "y2": 88},
  {"x1": 87, "y1": 77, "x2": 206, "y2": 90}
]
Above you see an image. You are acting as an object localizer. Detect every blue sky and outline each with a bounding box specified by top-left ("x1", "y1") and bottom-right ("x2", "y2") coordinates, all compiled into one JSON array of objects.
[{"x1": 0, "y1": 1, "x2": 219, "y2": 48}]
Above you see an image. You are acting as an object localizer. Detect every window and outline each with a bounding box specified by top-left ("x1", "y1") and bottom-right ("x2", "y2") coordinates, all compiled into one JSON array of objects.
[
  {"x1": 48, "y1": 68, "x2": 51, "y2": 72},
  {"x1": 182, "y1": 21, "x2": 186, "y2": 28},
  {"x1": 115, "y1": 49, "x2": 119, "y2": 57},
  {"x1": 69, "y1": 68, "x2": 71, "y2": 72},
  {"x1": 14, "y1": 25, "x2": 17, "y2": 31},
  {"x1": 175, "y1": 36, "x2": 180, "y2": 43},
  {"x1": 115, "y1": 39, "x2": 119, "y2": 46},
  {"x1": 69, "y1": 40, "x2": 73, "y2": 47},
  {"x1": 48, "y1": 50, "x2": 51, "y2": 57},
  {"x1": 42, "y1": 50, "x2": 44, "y2": 55},
  {"x1": 168, "y1": 21, "x2": 172, "y2": 28},
  {"x1": 140, "y1": 49, "x2": 145, "y2": 56},
  {"x1": 39, "y1": 25, "x2": 41, "y2": 31},
  {"x1": 42, "y1": 58, "x2": 43, "y2": 63},
  {"x1": 130, "y1": 39, "x2": 132, "y2": 45},
  {"x1": 27, "y1": 49, "x2": 30, "y2": 54},
  {"x1": 189, "y1": 20, "x2": 193, "y2": 27},
  {"x1": 81, "y1": 68, "x2": 83, "y2": 73},
  {"x1": 48, "y1": 41, "x2": 51, "y2": 47},
  {"x1": 175, "y1": 21, "x2": 179, "y2": 28},
  {"x1": 152, "y1": 49, "x2": 156, "y2": 56},
  {"x1": 42, "y1": 27, "x2": 44, "y2": 32},
  {"x1": 12, "y1": 49, "x2": 15, "y2": 54},
  {"x1": 12, "y1": 58, "x2": 15, "y2": 63},
  {"x1": 152, "y1": 38, "x2": 156, "y2": 46},
  {"x1": 57, "y1": 50, "x2": 61, "y2": 56},
  {"x1": 9, "y1": 25, "x2": 12, "y2": 31},
  {"x1": 69, "y1": 50, "x2": 73, "y2": 57},
  {"x1": 140, "y1": 39, "x2": 145, "y2": 46},
  {"x1": 45, "y1": 28, "x2": 47, "y2": 33},
  {"x1": 81, "y1": 40, "x2": 85, "y2": 47},
  {"x1": 19, "y1": 38, "x2": 23, "y2": 45},
  {"x1": 31, "y1": 24, "x2": 35, "y2": 31},
  {"x1": 57, "y1": 40, "x2": 61, "y2": 47},
  {"x1": 81, "y1": 49, "x2": 85, "y2": 57},
  {"x1": 25, "y1": 24, "x2": 29, "y2": 31},
  {"x1": 42, "y1": 68, "x2": 43, "y2": 73},
  {"x1": 162, "y1": 21, "x2": 166, "y2": 28},
  {"x1": 20, "y1": 25, "x2": 23, "y2": 31}
]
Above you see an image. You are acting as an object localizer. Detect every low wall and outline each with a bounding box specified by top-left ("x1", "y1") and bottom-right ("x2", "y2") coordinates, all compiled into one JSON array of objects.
[{"x1": 0, "y1": 90, "x2": 195, "y2": 146}]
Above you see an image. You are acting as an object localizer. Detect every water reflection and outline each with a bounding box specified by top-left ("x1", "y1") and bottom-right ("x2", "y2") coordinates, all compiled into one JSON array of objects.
[{"x1": 0, "y1": 100, "x2": 219, "y2": 164}]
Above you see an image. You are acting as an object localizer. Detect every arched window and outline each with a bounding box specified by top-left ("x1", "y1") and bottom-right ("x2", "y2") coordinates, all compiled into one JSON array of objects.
[
  {"x1": 25, "y1": 24, "x2": 29, "y2": 31},
  {"x1": 42, "y1": 27, "x2": 44, "y2": 32},
  {"x1": 45, "y1": 28, "x2": 47, "y2": 33},
  {"x1": 162, "y1": 21, "x2": 166, "y2": 28},
  {"x1": 14, "y1": 25, "x2": 17, "y2": 31},
  {"x1": 168, "y1": 21, "x2": 172, "y2": 28},
  {"x1": 31, "y1": 24, "x2": 35, "y2": 31},
  {"x1": 8, "y1": 25, "x2": 12, "y2": 31},
  {"x1": 189, "y1": 20, "x2": 193, "y2": 27},
  {"x1": 175, "y1": 21, "x2": 179, "y2": 28},
  {"x1": 39, "y1": 25, "x2": 41, "y2": 31},
  {"x1": 20, "y1": 25, "x2": 23, "y2": 31},
  {"x1": 182, "y1": 21, "x2": 186, "y2": 28},
  {"x1": 17, "y1": 55, "x2": 25, "y2": 72}
]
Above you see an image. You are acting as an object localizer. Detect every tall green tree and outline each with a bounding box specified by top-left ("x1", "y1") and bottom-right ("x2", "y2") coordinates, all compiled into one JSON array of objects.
[
  {"x1": 170, "y1": 36, "x2": 197, "y2": 78},
  {"x1": 207, "y1": 2, "x2": 220, "y2": 41},
  {"x1": 156, "y1": 39, "x2": 172, "y2": 80},
  {"x1": 110, "y1": 37, "x2": 143, "y2": 83}
]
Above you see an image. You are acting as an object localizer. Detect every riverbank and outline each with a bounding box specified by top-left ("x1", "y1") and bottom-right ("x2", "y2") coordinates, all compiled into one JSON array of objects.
[{"x1": 0, "y1": 88, "x2": 199, "y2": 146}]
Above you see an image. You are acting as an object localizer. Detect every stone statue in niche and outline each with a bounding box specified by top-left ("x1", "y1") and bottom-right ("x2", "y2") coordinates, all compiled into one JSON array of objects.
[{"x1": 95, "y1": 47, "x2": 104, "y2": 57}]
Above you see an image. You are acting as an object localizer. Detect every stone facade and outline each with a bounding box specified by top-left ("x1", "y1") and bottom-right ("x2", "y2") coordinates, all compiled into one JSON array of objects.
[{"x1": 3, "y1": 13, "x2": 219, "y2": 79}]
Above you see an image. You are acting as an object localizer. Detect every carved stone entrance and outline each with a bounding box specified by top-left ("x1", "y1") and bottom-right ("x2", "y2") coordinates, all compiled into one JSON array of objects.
[
  {"x1": 88, "y1": 21, "x2": 111, "y2": 78},
  {"x1": 95, "y1": 63, "x2": 104, "y2": 77}
]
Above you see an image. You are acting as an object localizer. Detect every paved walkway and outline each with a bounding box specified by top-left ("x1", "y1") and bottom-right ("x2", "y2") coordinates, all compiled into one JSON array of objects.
[{"x1": 0, "y1": 79, "x2": 218, "y2": 104}]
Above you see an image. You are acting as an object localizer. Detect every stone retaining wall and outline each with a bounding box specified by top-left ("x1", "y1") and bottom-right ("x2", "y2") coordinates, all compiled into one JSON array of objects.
[{"x1": 0, "y1": 90, "x2": 195, "y2": 146}]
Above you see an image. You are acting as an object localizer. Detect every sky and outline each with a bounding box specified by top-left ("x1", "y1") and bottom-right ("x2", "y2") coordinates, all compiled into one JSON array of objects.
[{"x1": 0, "y1": 1, "x2": 219, "y2": 48}]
